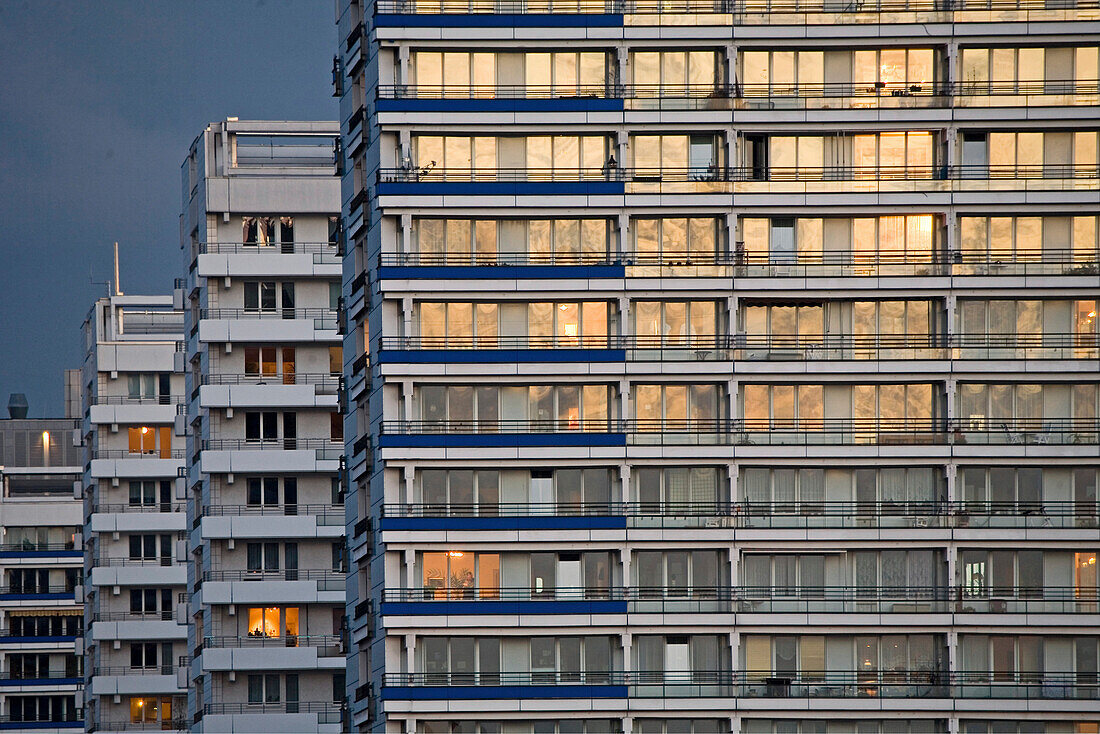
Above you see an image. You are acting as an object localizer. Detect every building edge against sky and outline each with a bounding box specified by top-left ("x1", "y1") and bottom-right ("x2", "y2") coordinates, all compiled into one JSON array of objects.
[
  {"x1": 336, "y1": 0, "x2": 1100, "y2": 732},
  {"x1": 80, "y1": 294, "x2": 188, "y2": 733}
]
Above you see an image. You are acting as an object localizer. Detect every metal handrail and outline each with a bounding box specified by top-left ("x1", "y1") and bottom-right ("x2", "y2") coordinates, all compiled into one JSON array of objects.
[
  {"x1": 92, "y1": 395, "x2": 185, "y2": 405},
  {"x1": 382, "y1": 499, "x2": 1099, "y2": 518},
  {"x1": 374, "y1": 0, "x2": 1100, "y2": 16},
  {"x1": 90, "y1": 449, "x2": 186, "y2": 459},
  {"x1": 203, "y1": 702, "x2": 342, "y2": 715},
  {"x1": 91, "y1": 557, "x2": 176, "y2": 567},
  {"x1": 379, "y1": 164, "x2": 1100, "y2": 183},
  {"x1": 201, "y1": 503, "x2": 344, "y2": 517},
  {"x1": 203, "y1": 633, "x2": 342, "y2": 648},
  {"x1": 198, "y1": 242, "x2": 338, "y2": 255},
  {"x1": 202, "y1": 569, "x2": 344, "y2": 582},
  {"x1": 201, "y1": 373, "x2": 342, "y2": 389},
  {"x1": 91, "y1": 610, "x2": 176, "y2": 622},
  {"x1": 202, "y1": 438, "x2": 342, "y2": 451},
  {"x1": 0, "y1": 542, "x2": 78, "y2": 552},
  {"x1": 382, "y1": 584, "x2": 1098, "y2": 603},
  {"x1": 380, "y1": 80, "x2": 1100, "y2": 101},
  {"x1": 0, "y1": 585, "x2": 77, "y2": 595},
  {"x1": 90, "y1": 503, "x2": 185, "y2": 514},
  {"x1": 93, "y1": 665, "x2": 177, "y2": 676},
  {"x1": 199, "y1": 308, "x2": 337, "y2": 320}
]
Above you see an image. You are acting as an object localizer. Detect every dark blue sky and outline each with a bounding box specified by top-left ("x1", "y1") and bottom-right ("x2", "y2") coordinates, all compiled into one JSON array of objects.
[{"x1": 0, "y1": 1, "x2": 336, "y2": 417}]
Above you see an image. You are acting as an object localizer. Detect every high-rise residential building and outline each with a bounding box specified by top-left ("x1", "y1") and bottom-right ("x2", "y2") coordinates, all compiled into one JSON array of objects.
[
  {"x1": 80, "y1": 294, "x2": 188, "y2": 732},
  {"x1": 180, "y1": 119, "x2": 347, "y2": 733},
  {"x1": 338, "y1": 1, "x2": 1100, "y2": 732},
  {"x1": 0, "y1": 404, "x2": 83, "y2": 733}
]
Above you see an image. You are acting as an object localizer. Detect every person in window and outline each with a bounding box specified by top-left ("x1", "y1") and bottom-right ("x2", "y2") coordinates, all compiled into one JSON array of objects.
[{"x1": 602, "y1": 153, "x2": 618, "y2": 180}]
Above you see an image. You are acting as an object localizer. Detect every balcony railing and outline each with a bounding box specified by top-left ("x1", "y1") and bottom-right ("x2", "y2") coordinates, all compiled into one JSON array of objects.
[
  {"x1": 202, "y1": 634, "x2": 342, "y2": 653},
  {"x1": 380, "y1": 80, "x2": 1100, "y2": 110},
  {"x1": 0, "y1": 542, "x2": 77, "y2": 552},
  {"x1": 382, "y1": 499, "x2": 1099, "y2": 528},
  {"x1": 203, "y1": 702, "x2": 342, "y2": 717},
  {"x1": 90, "y1": 449, "x2": 186, "y2": 459},
  {"x1": 201, "y1": 438, "x2": 342, "y2": 451},
  {"x1": 0, "y1": 669, "x2": 81, "y2": 681},
  {"x1": 90, "y1": 503, "x2": 185, "y2": 514},
  {"x1": 90, "y1": 721, "x2": 185, "y2": 732},
  {"x1": 201, "y1": 504, "x2": 344, "y2": 523},
  {"x1": 198, "y1": 308, "x2": 337, "y2": 326},
  {"x1": 379, "y1": 164, "x2": 1100, "y2": 184},
  {"x1": 197, "y1": 241, "x2": 338, "y2": 257},
  {"x1": 202, "y1": 569, "x2": 344, "y2": 584},
  {"x1": 92, "y1": 556, "x2": 175, "y2": 567},
  {"x1": 91, "y1": 610, "x2": 176, "y2": 622},
  {"x1": 93, "y1": 395, "x2": 185, "y2": 405},
  {"x1": 201, "y1": 373, "x2": 342, "y2": 393},
  {"x1": 374, "y1": 0, "x2": 1100, "y2": 18},
  {"x1": 0, "y1": 585, "x2": 76, "y2": 595},
  {"x1": 382, "y1": 417, "x2": 1100, "y2": 444},
  {"x1": 382, "y1": 585, "x2": 1098, "y2": 614},
  {"x1": 93, "y1": 665, "x2": 177, "y2": 677}
]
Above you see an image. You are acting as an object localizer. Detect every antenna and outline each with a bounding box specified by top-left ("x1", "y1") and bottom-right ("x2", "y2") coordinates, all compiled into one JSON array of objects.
[
  {"x1": 113, "y1": 242, "x2": 123, "y2": 296},
  {"x1": 89, "y1": 267, "x2": 111, "y2": 298}
]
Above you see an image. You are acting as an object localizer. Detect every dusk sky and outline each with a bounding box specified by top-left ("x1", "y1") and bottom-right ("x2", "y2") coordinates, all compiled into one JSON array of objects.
[{"x1": 0, "y1": 1, "x2": 336, "y2": 417}]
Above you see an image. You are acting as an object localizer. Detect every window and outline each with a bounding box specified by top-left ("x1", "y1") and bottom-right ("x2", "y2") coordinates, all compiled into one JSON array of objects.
[
  {"x1": 414, "y1": 135, "x2": 497, "y2": 178},
  {"x1": 636, "y1": 466, "x2": 724, "y2": 511},
  {"x1": 418, "y1": 302, "x2": 499, "y2": 347},
  {"x1": 528, "y1": 301, "x2": 609, "y2": 347},
  {"x1": 421, "y1": 551, "x2": 501, "y2": 599},
  {"x1": 129, "y1": 588, "x2": 173, "y2": 617},
  {"x1": 247, "y1": 477, "x2": 281, "y2": 507},
  {"x1": 528, "y1": 384, "x2": 610, "y2": 431},
  {"x1": 330, "y1": 412, "x2": 343, "y2": 441},
  {"x1": 524, "y1": 52, "x2": 607, "y2": 96},
  {"x1": 634, "y1": 301, "x2": 719, "y2": 349},
  {"x1": 632, "y1": 134, "x2": 720, "y2": 179},
  {"x1": 247, "y1": 607, "x2": 299, "y2": 640},
  {"x1": 242, "y1": 217, "x2": 276, "y2": 246},
  {"x1": 635, "y1": 550, "x2": 723, "y2": 596},
  {"x1": 633, "y1": 49, "x2": 720, "y2": 96},
  {"x1": 247, "y1": 674, "x2": 282, "y2": 703},
  {"x1": 741, "y1": 215, "x2": 935, "y2": 268},
  {"x1": 130, "y1": 697, "x2": 174, "y2": 725},
  {"x1": 742, "y1": 384, "x2": 823, "y2": 430},
  {"x1": 412, "y1": 50, "x2": 496, "y2": 97},
  {"x1": 420, "y1": 470, "x2": 499, "y2": 513},
  {"x1": 524, "y1": 135, "x2": 608, "y2": 180},
  {"x1": 329, "y1": 346, "x2": 342, "y2": 375},
  {"x1": 633, "y1": 217, "x2": 721, "y2": 263},
  {"x1": 245, "y1": 412, "x2": 279, "y2": 441},
  {"x1": 246, "y1": 543, "x2": 280, "y2": 573},
  {"x1": 128, "y1": 534, "x2": 170, "y2": 562},
  {"x1": 635, "y1": 384, "x2": 719, "y2": 431},
  {"x1": 413, "y1": 218, "x2": 610, "y2": 265},
  {"x1": 130, "y1": 643, "x2": 158, "y2": 670},
  {"x1": 127, "y1": 426, "x2": 172, "y2": 457}
]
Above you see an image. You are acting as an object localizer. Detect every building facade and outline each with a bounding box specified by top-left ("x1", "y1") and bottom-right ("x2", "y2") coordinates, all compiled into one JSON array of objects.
[
  {"x1": 180, "y1": 119, "x2": 347, "y2": 733},
  {"x1": 0, "y1": 409, "x2": 83, "y2": 731},
  {"x1": 80, "y1": 295, "x2": 188, "y2": 732},
  {"x1": 338, "y1": 1, "x2": 1100, "y2": 732}
]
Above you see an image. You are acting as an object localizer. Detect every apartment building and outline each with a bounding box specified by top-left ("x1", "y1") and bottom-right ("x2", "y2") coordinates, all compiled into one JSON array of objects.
[
  {"x1": 180, "y1": 119, "x2": 347, "y2": 733},
  {"x1": 80, "y1": 295, "x2": 188, "y2": 732},
  {"x1": 0, "y1": 404, "x2": 83, "y2": 731},
  {"x1": 338, "y1": 0, "x2": 1100, "y2": 732}
]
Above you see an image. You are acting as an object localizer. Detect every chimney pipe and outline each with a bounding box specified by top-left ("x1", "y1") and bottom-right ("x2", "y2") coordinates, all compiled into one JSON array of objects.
[{"x1": 8, "y1": 394, "x2": 29, "y2": 419}]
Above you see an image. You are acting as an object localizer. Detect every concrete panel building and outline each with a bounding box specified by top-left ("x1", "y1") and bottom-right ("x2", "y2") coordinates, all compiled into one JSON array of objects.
[
  {"x1": 337, "y1": 0, "x2": 1100, "y2": 732},
  {"x1": 0, "y1": 405, "x2": 83, "y2": 731},
  {"x1": 180, "y1": 119, "x2": 347, "y2": 733},
  {"x1": 81, "y1": 295, "x2": 188, "y2": 732}
]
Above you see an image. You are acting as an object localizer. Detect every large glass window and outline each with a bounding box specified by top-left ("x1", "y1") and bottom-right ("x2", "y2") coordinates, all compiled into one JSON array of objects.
[
  {"x1": 632, "y1": 50, "x2": 721, "y2": 96},
  {"x1": 525, "y1": 135, "x2": 607, "y2": 179},
  {"x1": 420, "y1": 551, "x2": 501, "y2": 599},
  {"x1": 412, "y1": 51, "x2": 495, "y2": 97},
  {"x1": 524, "y1": 52, "x2": 607, "y2": 95},
  {"x1": 412, "y1": 218, "x2": 610, "y2": 265},
  {"x1": 632, "y1": 134, "x2": 721, "y2": 179},
  {"x1": 634, "y1": 384, "x2": 720, "y2": 430},
  {"x1": 634, "y1": 300, "x2": 720, "y2": 348},
  {"x1": 633, "y1": 217, "x2": 721, "y2": 262}
]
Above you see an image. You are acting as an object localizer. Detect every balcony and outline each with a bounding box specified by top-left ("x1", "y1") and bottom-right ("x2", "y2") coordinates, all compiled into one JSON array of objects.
[
  {"x1": 88, "y1": 721, "x2": 185, "y2": 732},
  {"x1": 202, "y1": 634, "x2": 342, "y2": 656},
  {"x1": 198, "y1": 308, "x2": 337, "y2": 332},
  {"x1": 201, "y1": 569, "x2": 344, "y2": 587},
  {"x1": 382, "y1": 669, "x2": 1099, "y2": 700},
  {"x1": 372, "y1": 0, "x2": 1100, "y2": 25},
  {"x1": 377, "y1": 80, "x2": 1100, "y2": 112},
  {"x1": 0, "y1": 714, "x2": 81, "y2": 730},
  {"x1": 377, "y1": 248, "x2": 1098, "y2": 278},
  {"x1": 200, "y1": 504, "x2": 344, "y2": 524},
  {"x1": 380, "y1": 585, "x2": 1098, "y2": 615},
  {"x1": 377, "y1": 164, "x2": 1100, "y2": 196},
  {"x1": 91, "y1": 503, "x2": 185, "y2": 514},
  {"x1": 203, "y1": 702, "x2": 342, "y2": 721},
  {"x1": 197, "y1": 241, "x2": 339, "y2": 259},
  {"x1": 202, "y1": 373, "x2": 342, "y2": 394},
  {"x1": 382, "y1": 499, "x2": 1099, "y2": 530}
]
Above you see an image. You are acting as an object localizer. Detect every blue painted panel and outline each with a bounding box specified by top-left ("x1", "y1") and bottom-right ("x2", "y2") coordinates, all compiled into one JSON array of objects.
[
  {"x1": 380, "y1": 684, "x2": 628, "y2": 700},
  {"x1": 377, "y1": 349, "x2": 625, "y2": 364},
  {"x1": 0, "y1": 722, "x2": 83, "y2": 730},
  {"x1": 0, "y1": 593, "x2": 75, "y2": 601},
  {"x1": 0, "y1": 677, "x2": 82, "y2": 686},
  {"x1": 381, "y1": 600, "x2": 627, "y2": 615},
  {"x1": 377, "y1": 98, "x2": 624, "y2": 113},
  {"x1": 378, "y1": 265, "x2": 625, "y2": 280},
  {"x1": 379, "y1": 433, "x2": 626, "y2": 448},
  {"x1": 0, "y1": 636, "x2": 77, "y2": 644},
  {"x1": 382, "y1": 515, "x2": 627, "y2": 531},
  {"x1": 374, "y1": 13, "x2": 623, "y2": 27},
  {"x1": 0, "y1": 550, "x2": 83, "y2": 559},
  {"x1": 378, "y1": 181, "x2": 625, "y2": 196}
]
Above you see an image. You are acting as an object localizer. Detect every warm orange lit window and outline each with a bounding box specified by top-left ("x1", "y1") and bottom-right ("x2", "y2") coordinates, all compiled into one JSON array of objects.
[{"x1": 127, "y1": 427, "x2": 156, "y2": 454}]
